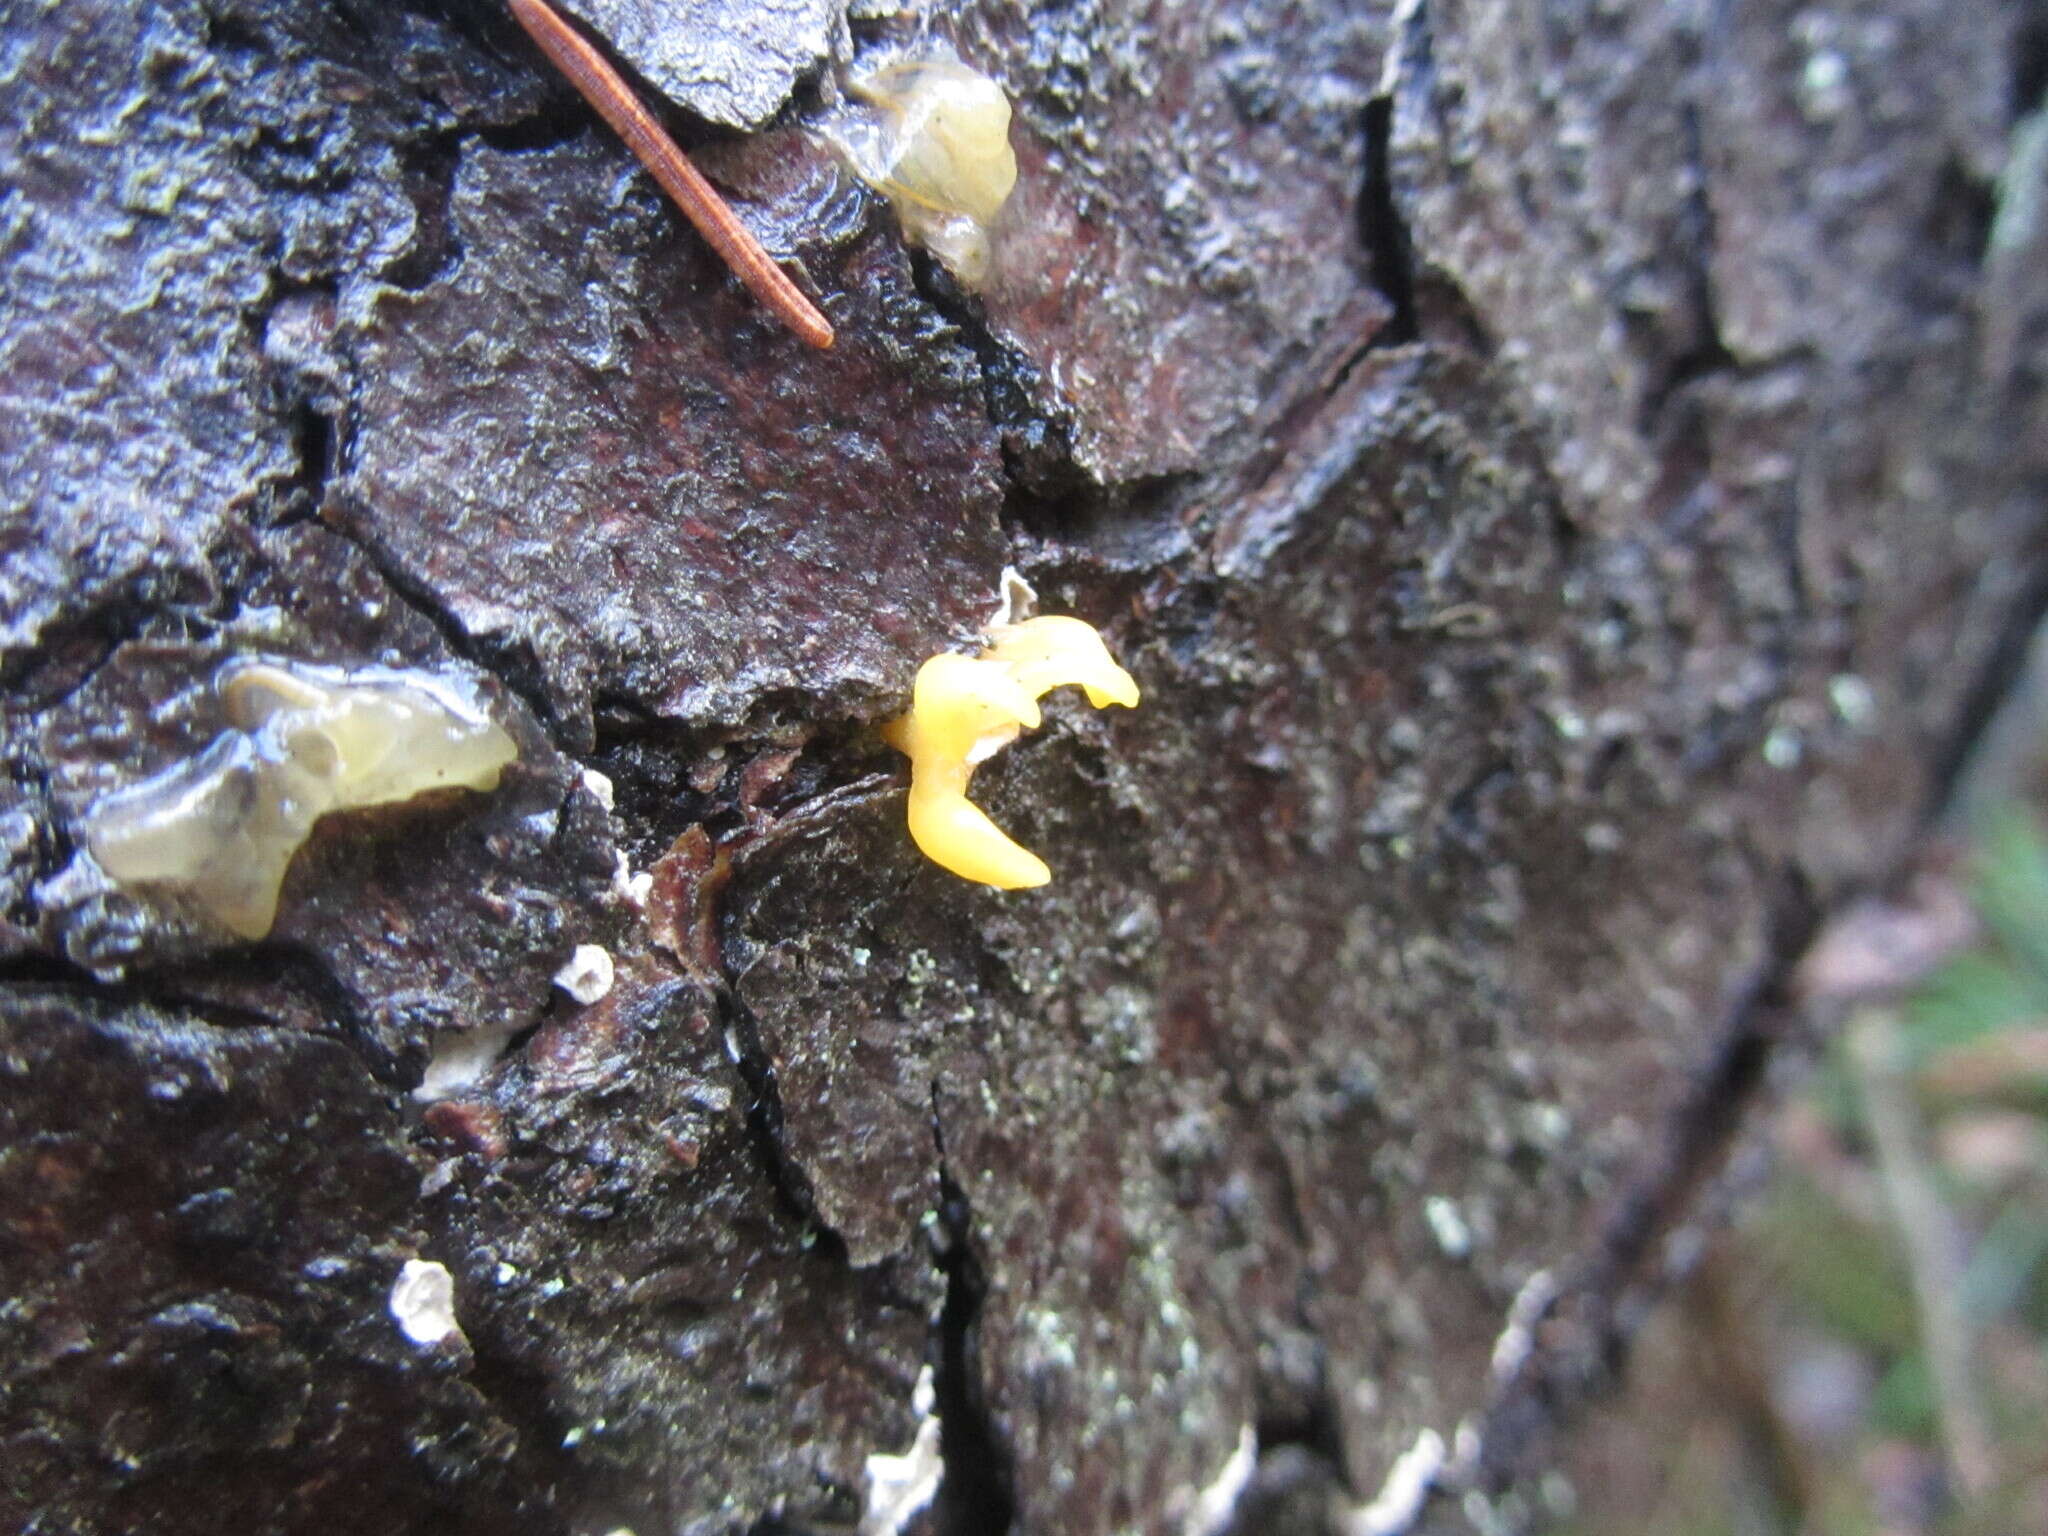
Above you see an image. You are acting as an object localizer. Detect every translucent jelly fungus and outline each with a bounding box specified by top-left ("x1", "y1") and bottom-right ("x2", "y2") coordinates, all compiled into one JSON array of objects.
[
  {"x1": 834, "y1": 48, "x2": 1018, "y2": 288},
  {"x1": 882, "y1": 617, "x2": 1139, "y2": 889},
  {"x1": 85, "y1": 658, "x2": 517, "y2": 939}
]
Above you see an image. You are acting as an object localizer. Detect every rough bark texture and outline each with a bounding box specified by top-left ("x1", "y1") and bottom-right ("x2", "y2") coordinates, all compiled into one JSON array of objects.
[{"x1": 3, "y1": 1, "x2": 2045, "y2": 1534}]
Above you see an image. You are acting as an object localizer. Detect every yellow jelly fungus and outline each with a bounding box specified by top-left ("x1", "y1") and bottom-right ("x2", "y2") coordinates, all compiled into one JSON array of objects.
[
  {"x1": 85, "y1": 658, "x2": 518, "y2": 939},
  {"x1": 882, "y1": 616, "x2": 1139, "y2": 889},
  {"x1": 835, "y1": 49, "x2": 1019, "y2": 289}
]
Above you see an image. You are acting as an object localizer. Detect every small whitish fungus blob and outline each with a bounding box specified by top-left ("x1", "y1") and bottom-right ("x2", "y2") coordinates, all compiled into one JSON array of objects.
[
  {"x1": 552, "y1": 942, "x2": 615, "y2": 1005},
  {"x1": 833, "y1": 48, "x2": 1018, "y2": 288},
  {"x1": 84, "y1": 658, "x2": 517, "y2": 939},
  {"x1": 882, "y1": 616, "x2": 1138, "y2": 889},
  {"x1": 388, "y1": 1258, "x2": 464, "y2": 1347},
  {"x1": 860, "y1": 1366, "x2": 943, "y2": 1536},
  {"x1": 414, "y1": 1019, "x2": 527, "y2": 1103}
]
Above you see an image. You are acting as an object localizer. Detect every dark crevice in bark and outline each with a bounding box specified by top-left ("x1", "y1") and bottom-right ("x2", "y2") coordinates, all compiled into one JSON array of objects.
[
  {"x1": 2012, "y1": 13, "x2": 2048, "y2": 118},
  {"x1": 383, "y1": 112, "x2": 583, "y2": 294},
  {"x1": 720, "y1": 989, "x2": 848, "y2": 1261},
  {"x1": 1358, "y1": 95, "x2": 1419, "y2": 345},
  {"x1": 1920, "y1": 154, "x2": 1999, "y2": 278},
  {"x1": 1639, "y1": 103, "x2": 1735, "y2": 430},
  {"x1": 1252, "y1": 1331, "x2": 1346, "y2": 1492},
  {"x1": 0, "y1": 962, "x2": 286, "y2": 1036},
  {"x1": 201, "y1": 7, "x2": 271, "y2": 56},
  {"x1": 1010, "y1": 472, "x2": 1202, "y2": 581},
  {"x1": 898, "y1": 246, "x2": 1211, "y2": 581},
  {"x1": 928, "y1": 1089, "x2": 1018, "y2": 1536},
  {"x1": 472, "y1": 111, "x2": 592, "y2": 155},
  {"x1": 1358, "y1": 0, "x2": 1437, "y2": 349},
  {"x1": 584, "y1": 728, "x2": 725, "y2": 873},
  {"x1": 903, "y1": 249, "x2": 1086, "y2": 512},
  {"x1": 284, "y1": 397, "x2": 336, "y2": 523},
  {"x1": 0, "y1": 598, "x2": 170, "y2": 714},
  {"x1": 313, "y1": 504, "x2": 582, "y2": 756},
  {"x1": 384, "y1": 131, "x2": 467, "y2": 291}
]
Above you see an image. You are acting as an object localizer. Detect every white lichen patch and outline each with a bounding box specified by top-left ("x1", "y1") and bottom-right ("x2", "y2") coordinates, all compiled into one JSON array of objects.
[
  {"x1": 991, "y1": 566, "x2": 1038, "y2": 629},
  {"x1": 579, "y1": 766, "x2": 616, "y2": 812},
  {"x1": 1488, "y1": 1269, "x2": 1558, "y2": 1384},
  {"x1": 553, "y1": 943, "x2": 615, "y2": 1005},
  {"x1": 1423, "y1": 1195, "x2": 1473, "y2": 1259},
  {"x1": 1180, "y1": 1422, "x2": 1257, "y2": 1536},
  {"x1": 84, "y1": 657, "x2": 516, "y2": 938},
  {"x1": 860, "y1": 1366, "x2": 943, "y2": 1536},
  {"x1": 1344, "y1": 1426, "x2": 1445, "y2": 1536},
  {"x1": 412, "y1": 1019, "x2": 526, "y2": 1102},
  {"x1": 389, "y1": 1258, "x2": 464, "y2": 1347},
  {"x1": 609, "y1": 849, "x2": 653, "y2": 909}
]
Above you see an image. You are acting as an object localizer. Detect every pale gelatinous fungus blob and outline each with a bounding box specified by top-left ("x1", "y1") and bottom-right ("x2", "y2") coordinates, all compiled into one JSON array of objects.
[
  {"x1": 882, "y1": 616, "x2": 1139, "y2": 889},
  {"x1": 831, "y1": 47, "x2": 1019, "y2": 289},
  {"x1": 84, "y1": 657, "x2": 518, "y2": 939}
]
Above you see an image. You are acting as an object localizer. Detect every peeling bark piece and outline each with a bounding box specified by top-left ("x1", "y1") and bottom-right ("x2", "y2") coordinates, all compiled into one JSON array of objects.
[
  {"x1": 646, "y1": 825, "x2": 730, "y2": 981},
  {"x1": 553, "y1": 0, "x2": 844, "y2": 131}
]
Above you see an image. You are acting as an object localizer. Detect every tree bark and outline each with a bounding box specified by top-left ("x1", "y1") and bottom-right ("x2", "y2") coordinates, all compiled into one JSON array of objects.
[{"x1": 3, "y1": 1, "x2": 2045, "y2": 1534}]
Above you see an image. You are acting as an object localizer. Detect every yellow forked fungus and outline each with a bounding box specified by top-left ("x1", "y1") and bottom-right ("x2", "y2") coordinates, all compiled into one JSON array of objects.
[
  {"x1": 882, "y1": 616, "x2": 1139, "y2": 889},
  {"x1": 85, "y1": 658, "x2": 517, "y2": 939}
]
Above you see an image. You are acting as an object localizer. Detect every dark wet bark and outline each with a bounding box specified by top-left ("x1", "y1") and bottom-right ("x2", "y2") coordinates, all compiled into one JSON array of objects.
[{"x1": 3, "y1": 2, "x2": 2046, "y2": 1534}]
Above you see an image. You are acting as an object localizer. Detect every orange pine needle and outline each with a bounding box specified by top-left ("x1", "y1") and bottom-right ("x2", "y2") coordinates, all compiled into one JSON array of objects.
[{"x1": 506, "y1": 0, "x2": 835, "y2": 349}]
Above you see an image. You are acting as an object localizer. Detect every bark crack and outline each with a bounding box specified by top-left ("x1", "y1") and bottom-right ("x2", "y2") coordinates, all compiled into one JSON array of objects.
[
  {"x1": 1358, "y1": 95, "x2": 1418, "y2": 345},
  {"x1": 312, "y1": 500, "x2": 583, "y2": 757},
  {"x1": 1638, "y1": 102, "x2": 1736, "y2": 429},
  {"x1": 718, "y1": 987, "x2": 849, "y2": 1258},
  {"x1": 927, "y1": 1085, "x2": 1017, "y2": 1536},
  {"x1": 1359, "y1": 0, "x2": 1429, "y2": 344}
]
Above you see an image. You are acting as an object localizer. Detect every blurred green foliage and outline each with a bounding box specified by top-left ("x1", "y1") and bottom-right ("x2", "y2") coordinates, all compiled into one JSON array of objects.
[{"x1": 1554, "y1": 809, "x2": 2048, "y2": 1536}]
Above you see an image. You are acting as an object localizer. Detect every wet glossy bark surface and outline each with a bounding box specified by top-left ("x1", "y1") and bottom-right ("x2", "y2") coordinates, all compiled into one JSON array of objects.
[{"x1": 4, "y1": 2, "x2": 2046, "y2": 1534}]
